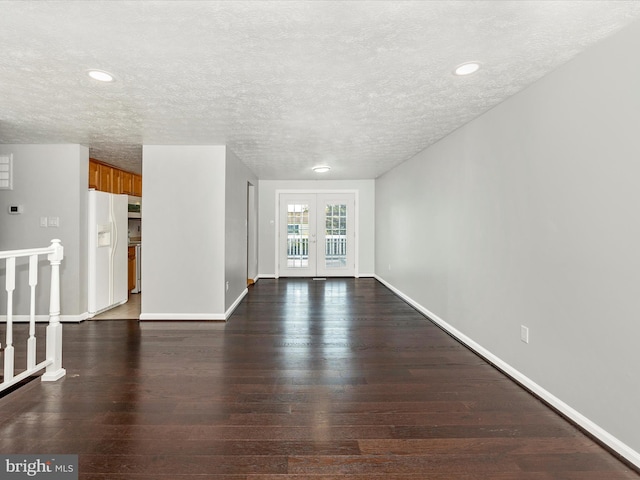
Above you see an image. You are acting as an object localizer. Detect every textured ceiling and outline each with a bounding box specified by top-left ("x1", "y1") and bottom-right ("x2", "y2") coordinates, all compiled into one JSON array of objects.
[{"x1": 1, "y1": 1, "x2": 640, "y2": 179}]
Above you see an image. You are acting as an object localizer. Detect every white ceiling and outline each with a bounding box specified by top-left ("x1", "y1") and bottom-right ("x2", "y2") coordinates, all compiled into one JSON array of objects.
[{"x1": 2, "y1": 1, "x2": 640, "y2": 179}]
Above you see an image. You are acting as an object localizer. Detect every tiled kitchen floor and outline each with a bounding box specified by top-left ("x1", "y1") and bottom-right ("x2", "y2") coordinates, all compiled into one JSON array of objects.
[{"x1": 90, "y1": 293, "x2": 141, "y2": 320}]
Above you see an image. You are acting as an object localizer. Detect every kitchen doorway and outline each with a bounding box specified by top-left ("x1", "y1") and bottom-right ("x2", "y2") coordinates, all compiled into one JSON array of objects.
[{"x1": 278, "y1": 192, "x2": 356, "y2": 277}]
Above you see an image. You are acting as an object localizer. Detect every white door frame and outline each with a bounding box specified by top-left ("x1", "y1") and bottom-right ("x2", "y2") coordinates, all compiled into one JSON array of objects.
[{"x1": 275, "y1": 189, "x2": 359, "y2": 278}]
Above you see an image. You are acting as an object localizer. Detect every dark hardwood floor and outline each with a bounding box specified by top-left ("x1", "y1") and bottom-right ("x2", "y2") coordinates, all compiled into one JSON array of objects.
[{"x1": 0, "y1": 278, "x2": 637, "y2": 479}]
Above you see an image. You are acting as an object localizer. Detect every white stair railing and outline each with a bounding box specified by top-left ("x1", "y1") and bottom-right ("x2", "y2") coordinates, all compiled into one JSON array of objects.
[{"x1": 1, "y1": 239, "x2": 66, "y2": 392}]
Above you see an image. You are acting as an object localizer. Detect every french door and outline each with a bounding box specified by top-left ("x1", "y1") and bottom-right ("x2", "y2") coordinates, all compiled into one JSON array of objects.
[{"x1": 279, "y1": 193, "x2": 356, "y2": 277}]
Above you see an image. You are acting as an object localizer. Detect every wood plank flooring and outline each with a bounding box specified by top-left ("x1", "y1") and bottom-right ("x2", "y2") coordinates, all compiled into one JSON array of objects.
[{"x1": 0, "y1": 278, "x2": 637, "y2": 479}]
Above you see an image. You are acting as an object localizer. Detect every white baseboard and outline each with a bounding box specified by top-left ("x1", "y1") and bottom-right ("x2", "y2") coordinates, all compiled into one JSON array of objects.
[
  {"x1": 138, "y1": 289, "x2": 248, "y2": 322},
  {"x1": 139, "y1": 313, "x2": 226, "y2": 321},
  {"x1": 0, "y1": 314, "x2": 87, "y2": 323},
  {"x1": 374, "y1": 274, "x2": 640, "y2": 470},
  {"x1": 258, "y1": 274, "x2": 376, "y2": 279},
  {"x1": 225, "y1": 288, "x2": 248, "y2": 320},
  {"x1": 61, "y1": 314, "x2": 87, "y2": 323}
]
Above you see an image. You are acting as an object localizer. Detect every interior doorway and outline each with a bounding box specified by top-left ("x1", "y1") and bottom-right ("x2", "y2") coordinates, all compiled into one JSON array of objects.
[
  {"x1": 247, "y1": 182, "x2": 257, "y2": 285},
  {"x1": 278, "y1": 192, "x2": 356, "y2": 277}
]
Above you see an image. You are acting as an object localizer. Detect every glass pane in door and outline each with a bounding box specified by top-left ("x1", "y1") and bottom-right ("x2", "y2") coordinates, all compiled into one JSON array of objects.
[
  {"x1": 287, "y1": 203, "x2": 310, "y2": 268},
  {"x1": 324, "y1": 203, "x2": 347, "y2": 268}
]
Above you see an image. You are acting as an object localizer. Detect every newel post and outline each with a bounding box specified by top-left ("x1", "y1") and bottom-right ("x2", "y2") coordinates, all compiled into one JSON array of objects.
[{"x1": 42, "y1": 239, "x2": 66, "y2": 381}]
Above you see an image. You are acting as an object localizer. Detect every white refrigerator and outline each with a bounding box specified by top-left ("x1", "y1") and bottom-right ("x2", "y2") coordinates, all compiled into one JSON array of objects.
[{"x1": 88, "y1": 190, "x2": 128, "y2": 316}]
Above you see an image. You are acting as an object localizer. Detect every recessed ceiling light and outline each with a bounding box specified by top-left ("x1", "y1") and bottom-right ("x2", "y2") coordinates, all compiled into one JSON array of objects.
[
  {"x1": 87, "y1": 69, "x2": 115, "y2": 82},
  {"x1": 312, "y1": 165, "x2": 331, "y2": 173},
  {"x1": 454, "y1": 62, "x2": 481, "y2": 76}
]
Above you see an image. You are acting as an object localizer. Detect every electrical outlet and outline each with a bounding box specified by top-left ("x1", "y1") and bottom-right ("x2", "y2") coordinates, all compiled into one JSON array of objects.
[
  {"x1": 521, "y1": 325, "x2": 529, "y2": 344},
  {"x1": 226, "y1": 281, "x2": 229, "y2": 292}
]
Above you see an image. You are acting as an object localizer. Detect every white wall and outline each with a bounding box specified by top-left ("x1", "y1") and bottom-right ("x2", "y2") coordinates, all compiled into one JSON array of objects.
[
  {"x1": 141, "y1": 145, "x2": 226, "y2": 320},
  {"x1": 258, "y1": 179, "x2": 375, "y2": 277},
  {"x1": 224, "y1": 148, "x2": 258, "y2": 312},
  {"x1": 0, "y1": 144, "x2": 88, "y2": 321},
  {"x1": 375, "y1": 21, "x2": 640, "y2": 465}
]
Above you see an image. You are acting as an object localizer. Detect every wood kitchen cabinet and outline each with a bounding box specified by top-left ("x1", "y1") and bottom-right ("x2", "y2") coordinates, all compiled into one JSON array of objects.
[
  {"x1": 89, "y1": 158, "x2": 141, "y2": 196},
  {"x1": 98, "y1": 163, "x2": 113, "y2": 192},
  {"x1": 122, "y1": 171, "x2": 133, "y2": 194},
  {"x1": 112, "y1": 168, "x2": 123, "y2": 194},
  {"x1": 133, "y1": 174, "x2": 142, "y2": 196},
  {"x1": 128, "y1": 246, "x2": 136, "y2": 292},
  {"x1": 89, "y1": 160, "x2": 99, "y2": 189}
]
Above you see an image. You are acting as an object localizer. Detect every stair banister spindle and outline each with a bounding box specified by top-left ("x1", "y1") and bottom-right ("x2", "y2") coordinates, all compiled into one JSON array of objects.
[
  {"x1": 4, "y1": 256, "x2": 16, "y2": 382},
  {"x1": 42, "y1": 239, "x2": 65, "y2": 381},
  {"x1": 27, "y1": 254, "x2": 38, "y2": 370}
]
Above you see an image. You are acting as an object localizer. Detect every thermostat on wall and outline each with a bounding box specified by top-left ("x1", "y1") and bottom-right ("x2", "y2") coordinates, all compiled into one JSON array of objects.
[{"x1": 8, "y1": 205, "x2": 24, "y2": 214}]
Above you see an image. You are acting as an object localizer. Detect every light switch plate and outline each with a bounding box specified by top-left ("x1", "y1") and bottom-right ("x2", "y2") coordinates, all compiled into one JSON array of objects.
[{"x1": 521, "y1": 325, "x2": 529, "y2": 344}]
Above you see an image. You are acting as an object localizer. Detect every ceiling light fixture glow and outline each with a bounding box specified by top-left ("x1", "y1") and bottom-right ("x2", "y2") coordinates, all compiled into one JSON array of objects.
[
  {"x1": 454, "y1": 62, "x2": 481, "y2": 76},
  {"x1": 87, "y1": 69, "x2": 115, "y2": 82},
  {"x1": 312, "y1": 165, "x2": 331, "y2": 173}
]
